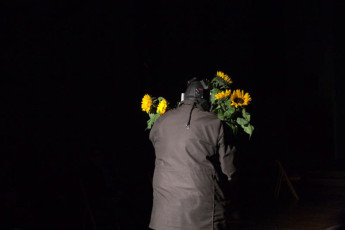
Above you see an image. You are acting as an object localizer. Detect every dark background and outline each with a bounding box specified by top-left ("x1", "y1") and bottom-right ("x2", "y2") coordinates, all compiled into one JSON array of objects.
[{"x1": 1, "y1": 0, "x2": 345, "y2": 229}]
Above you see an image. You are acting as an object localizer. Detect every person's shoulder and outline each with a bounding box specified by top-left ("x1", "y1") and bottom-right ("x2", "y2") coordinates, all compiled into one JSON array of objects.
[
  {"x1": 197, "y1": 109, "x2": 220, "y2": 121},
  {"x1": 152, "y1": 107, "x2": 177, "y2": 126},
  {"x1": 193, "y1": 109, "x2": 222, "y2": 128},
  {"x1": 162, "y1": 107, "x2": 179, "y2": 118}
]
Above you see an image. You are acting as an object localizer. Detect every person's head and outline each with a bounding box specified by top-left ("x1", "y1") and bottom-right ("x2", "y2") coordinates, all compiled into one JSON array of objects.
[{"x1": 183, "y1": 77, "x2": 210, "y2": 110}]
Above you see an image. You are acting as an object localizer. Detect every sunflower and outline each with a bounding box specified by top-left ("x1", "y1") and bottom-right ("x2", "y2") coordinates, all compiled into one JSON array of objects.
[
  {"x1": 141, "y1": 94, "x2": 153, "y2": 113},
  {"x1": 215, "y1": 89, "x2": 231, "y2": 100},
  {"x1": 157, "y1": 99, "x2": 168, "y2": 115},
  {"x1": 217, "y1": 71, "x2": 233, "y2": 84},
  {"x1": 230, "y1": 89, "x2": 252, "y2": 108}
]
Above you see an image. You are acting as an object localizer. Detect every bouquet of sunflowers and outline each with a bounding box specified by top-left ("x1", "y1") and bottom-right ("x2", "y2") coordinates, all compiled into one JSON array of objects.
[
  {"x1": 141, "y1": 71, "x2": 254, "y2": 138},
  {"x1": 141, "y1": 95, "x2": 169, "y2": 130}
]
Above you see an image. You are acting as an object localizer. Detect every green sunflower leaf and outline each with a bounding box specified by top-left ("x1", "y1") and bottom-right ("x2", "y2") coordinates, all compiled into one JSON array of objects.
[
  {"x1": 224, "y1": 108, "x2": 234, "y2": 120},
  {"x1": 210, "y1": 88, "x2": 220, "y2": 104},
  {"x1": 217, "y1": 110, "x2": 225, "y2": 121},
  {"x1": 146, "y1": 113, "x2": 161, "y2": 130},
  {"x1": 243, "y1": 124, "x2": 254, "y2": 138},
  {"x1": 211, "y1": 76, "x2": 230, "y2": 89},
  {"x1": 225, "y1": 99, "x2": 231, "y2": 107},
  {"x1": 242, "y1": 108, "x2": 251, "y2": 122},
  {"x1": 236, "y1": 117, "x2": 249, "y2": 126},
  {"x1": 225, "y1": 101, "x2": 235, "y2": 113}
]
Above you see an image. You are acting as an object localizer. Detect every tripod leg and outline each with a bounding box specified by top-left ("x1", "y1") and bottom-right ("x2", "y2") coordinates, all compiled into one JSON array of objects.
[
  {"x1": 275, "y1": 171, "x2": 283, "y2": 199},
  {"x1": 276, "y1": 161, "x2": 300, "y2": 201},
  {"x1": 285, "y1": 176, "x2": 300, "y2": 200}
]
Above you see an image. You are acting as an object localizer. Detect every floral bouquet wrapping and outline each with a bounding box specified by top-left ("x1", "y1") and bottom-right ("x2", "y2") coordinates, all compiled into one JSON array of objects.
[{"x1": 141, "y1": 71, "x2": 254, "y2": 138}]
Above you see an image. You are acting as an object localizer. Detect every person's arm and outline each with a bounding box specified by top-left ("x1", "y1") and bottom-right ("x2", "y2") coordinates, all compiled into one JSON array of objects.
[{"x1": 218, "y1": 123, "x2": 236, "y2": 181}]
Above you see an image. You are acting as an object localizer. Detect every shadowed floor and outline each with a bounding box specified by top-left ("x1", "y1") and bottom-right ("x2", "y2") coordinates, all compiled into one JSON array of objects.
[{"x1": 230, "y1": 172, "x2": 345, "y2": 230}]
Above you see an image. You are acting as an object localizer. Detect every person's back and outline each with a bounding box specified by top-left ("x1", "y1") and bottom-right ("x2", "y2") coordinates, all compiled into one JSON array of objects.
[
  {"x1": 149, "y1": 80, "x2": 236, "y2": 230},
  {"x1": 150, "y1": 98, "x2": 223, "y2": 171}
]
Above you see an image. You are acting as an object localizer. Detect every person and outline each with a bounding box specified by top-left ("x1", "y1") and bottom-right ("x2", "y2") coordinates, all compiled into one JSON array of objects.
[{"x1": 149, "y1": 78, "x2": 237, "y2": 230}]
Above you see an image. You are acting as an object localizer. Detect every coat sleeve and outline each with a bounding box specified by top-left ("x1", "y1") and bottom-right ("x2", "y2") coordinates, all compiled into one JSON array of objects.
[{"x1": 218, "y1": 123, "x2": 236, "y2": 181}]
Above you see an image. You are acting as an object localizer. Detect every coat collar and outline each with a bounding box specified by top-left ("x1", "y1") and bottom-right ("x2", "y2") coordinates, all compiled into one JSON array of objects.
[{"x1": 181, "y1": 98, "x2": 206, "y2": 111}]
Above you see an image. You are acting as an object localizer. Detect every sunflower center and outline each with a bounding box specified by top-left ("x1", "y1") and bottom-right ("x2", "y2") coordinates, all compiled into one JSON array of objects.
[{"x1": 234, "y1": 97, "x2": 244, "y2": 104}]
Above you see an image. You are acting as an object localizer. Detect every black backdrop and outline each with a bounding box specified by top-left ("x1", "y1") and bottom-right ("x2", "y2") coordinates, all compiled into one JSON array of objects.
[{"x1": 2, "y1": 1, "x2": 345, "y2": 229}]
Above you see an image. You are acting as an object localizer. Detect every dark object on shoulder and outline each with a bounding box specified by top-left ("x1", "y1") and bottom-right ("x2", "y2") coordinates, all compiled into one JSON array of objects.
[{"x1": 185, "y1": 78, "x2": 209, "y2": 100}]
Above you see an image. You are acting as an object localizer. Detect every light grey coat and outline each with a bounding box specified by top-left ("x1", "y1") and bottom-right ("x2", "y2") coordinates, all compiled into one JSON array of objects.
[{"x1": 149, "y1": 98, "x2": 236, "y2": 230}]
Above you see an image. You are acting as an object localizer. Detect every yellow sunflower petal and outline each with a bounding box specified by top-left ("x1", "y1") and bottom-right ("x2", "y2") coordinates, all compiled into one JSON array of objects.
[
  {"x1": 141, "y1": 94, "x2": 153, "y2": 113},
  {"x1": 156, "y1": 99, "x2": 168, "y2": 115},
  {"x1": 215, "y1": 89, "x2": 231, "y2": 100},
  {"x1": 231, "y1": 89, "x2": 251, "y2": 107},
  {"x1": 216, "y1": 71, "x2": 233, "y2": 84}
]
